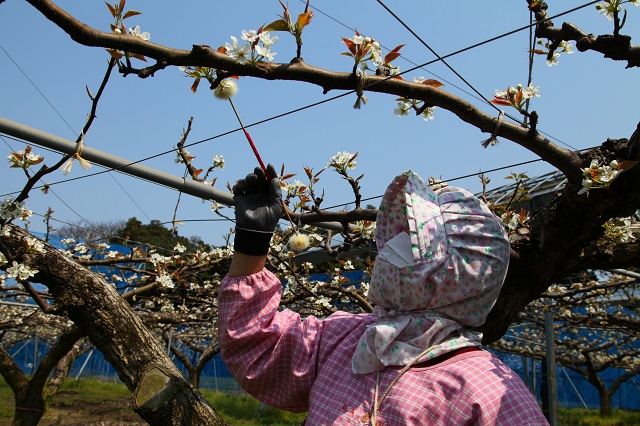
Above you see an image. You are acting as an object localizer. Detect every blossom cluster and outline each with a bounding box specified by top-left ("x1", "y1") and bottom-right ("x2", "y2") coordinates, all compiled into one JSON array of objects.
[
  {"x1": 535, "y1": 39, "x2": 574, "y2": 66},
  {"x1": 578, "y1": 159, "x2": 622, "y2": 195},
  {"x1": 6, "y1": 261, "x2": 38, "y2": 281},
  {"x1": 603, "y1": 217, "x2": 635, "y2": 243},
  {"x1": 351, "y1": 220, "x2": 376, "y2": 240},
  {"x1": 596, "y1": 0, "x2": 640, "y2": 21},
  {"x1": 327, "y1": 151, "x2": 357, "y2": 173},
  {"x1": 427, "y1": 177, "x2": 448, "y2": 190},
  {"x1": 491, "y1": 83, "x2": 540, "y2": 114},
  {"x1": 0, "y1": 196, "x2": 33, "y2": 222},
  {"x1": 341, "y1": 33, "x2": 383, "y2": 73},
  {"x1": 7, "y1": 146, "x2": 43, "y2": 170},
  {"x1": 225, "y1": 30, "x2": 279, "y2": 65},
  {"x1": 500, "y1": 209, "x2": 530, "y2": 232}
]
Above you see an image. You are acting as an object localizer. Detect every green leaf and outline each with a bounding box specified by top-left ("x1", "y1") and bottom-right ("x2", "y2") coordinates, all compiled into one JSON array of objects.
[
  {"x1": 264, "y1": 19, "x2": 290, "y2": 32},
  {"x1": 123, "y1": 9, "x2": 142, "y2": 19}
]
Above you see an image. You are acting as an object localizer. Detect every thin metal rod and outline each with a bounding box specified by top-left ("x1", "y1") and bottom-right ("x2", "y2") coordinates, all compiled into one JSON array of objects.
[{"x1": 0, "y1": 117, "x2": 344, "y2": 232}]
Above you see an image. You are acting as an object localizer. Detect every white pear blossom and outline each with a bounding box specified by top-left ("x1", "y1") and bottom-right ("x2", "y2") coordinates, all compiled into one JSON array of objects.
[
  {"x1": 328, "y1": 151, "x2": 357, "y2": 170},
  {"x1": 421, "y1": 106, "x2": 437, "y2": 121},
  {"x1": 351, "y1": 221, "x2": 376, "y2": 239},
  {"x1": 173, "y1": 243, "x2": 186, "y2": 253},
  {"x1": 254, "y1": 44, "x2": 276, "y2": 62},
  {"x1": 0, "y1": 196, "x2": 32, "y2": 221},
  {"x1": 393, "y1": 101, "x2": 411, "y2": 117},
  {"x1": 6, "y1": 261, "x2": 38, "y2": 280},
  {"x1": 596, "y1": 1, "x2": 621, "y2": 20},
  {"x1": 213, "y1": 154, "x2": 225, "y2": 169},
  {"x1": 258, "y1": 31, "x2": 278, "y2": 47},
  {"x1": 25, "y1": 236, "x2": 45, "y2": 254},
  {"x1": 225, "y1": 36, "x2": 251, "y2": 65},
  {"x1": 156, "y1": 274, "x2": 175, "y2": 289},
  {"x1": 129, "y1": 25, "x2": 150, "y2": 41},
  {"x1": 150, "y1": 253, "x2": 170, "y2": 265},
  {"x1": 73, "y1": 243, "x2": 88, "y2": 254},
  {"x1": 241, "y1": 29, "x2": 258, "y2": 43}
]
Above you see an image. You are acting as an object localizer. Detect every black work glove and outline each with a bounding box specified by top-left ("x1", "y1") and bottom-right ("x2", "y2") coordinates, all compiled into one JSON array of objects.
[{"x1": 232, "y1": 164, "x2": 282, "y2": 255}]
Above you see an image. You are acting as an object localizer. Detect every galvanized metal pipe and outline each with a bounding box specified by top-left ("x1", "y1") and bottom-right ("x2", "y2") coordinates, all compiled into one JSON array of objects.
[{"x1": 0, "y1": 117, "x2": 344, "y2": 232}]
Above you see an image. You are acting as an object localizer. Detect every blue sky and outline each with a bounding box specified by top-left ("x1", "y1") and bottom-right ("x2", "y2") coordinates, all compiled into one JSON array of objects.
[{"x1": 0, "y1": 0, "x2": 638, "y2": 246}]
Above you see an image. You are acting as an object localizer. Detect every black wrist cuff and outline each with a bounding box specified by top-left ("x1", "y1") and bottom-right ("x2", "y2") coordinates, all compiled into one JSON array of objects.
[{"x1": 234, "y1": 227, "x2": 273, "y2": 256}]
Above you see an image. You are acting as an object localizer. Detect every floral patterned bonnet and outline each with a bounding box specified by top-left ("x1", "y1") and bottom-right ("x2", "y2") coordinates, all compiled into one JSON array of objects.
[{"x1": 352, "y1": 170, "x2": 510, "y2": 374}]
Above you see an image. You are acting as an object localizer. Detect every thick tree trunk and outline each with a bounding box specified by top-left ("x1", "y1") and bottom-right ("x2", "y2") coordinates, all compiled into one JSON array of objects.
[
  {"x1": 2, "y1": 225, "x2": 227, "y2": 425},
  {"x1": 0, "y1": 326, "x2": 84, "y2": 426},
  {"x1": 481, "y1": 128, "x2": 640, "y2": 342},
  {"x1": 46, "y1": 337, "x2": 88, "y2": 396},
  {"x1": 598, "y1": 388, "x2": 613, "y2": 417}
]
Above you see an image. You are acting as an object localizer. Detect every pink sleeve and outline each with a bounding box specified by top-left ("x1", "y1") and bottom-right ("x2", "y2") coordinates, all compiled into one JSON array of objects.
[{"x1": 217, "y1": 269, "x2": 322, "y2": 412}]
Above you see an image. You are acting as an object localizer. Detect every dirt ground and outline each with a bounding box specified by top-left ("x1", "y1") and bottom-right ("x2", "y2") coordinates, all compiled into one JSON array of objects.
[{"x1": 1, "y1": 390, "x2": 147, "y2": 426}]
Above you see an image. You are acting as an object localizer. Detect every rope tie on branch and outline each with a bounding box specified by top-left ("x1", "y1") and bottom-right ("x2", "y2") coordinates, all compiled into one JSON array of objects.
[
  {"x1": 481, "y1": 110, "x2": 505, "y2": 148},
  {"x1": 61, "y1": 134, "x2": 92, "y2": 174},
  {"x1": 353, "y1": 71, "x2": 368, "y2": 109}
]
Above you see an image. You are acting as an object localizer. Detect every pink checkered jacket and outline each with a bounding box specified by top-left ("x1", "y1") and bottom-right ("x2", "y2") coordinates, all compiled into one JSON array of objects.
[{"x1": 218, "y1": 269, "x2": 549, "y2": 425}]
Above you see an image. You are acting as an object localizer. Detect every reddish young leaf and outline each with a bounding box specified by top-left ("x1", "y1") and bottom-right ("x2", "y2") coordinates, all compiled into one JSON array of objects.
[
  {"x1": 281, "y1": 173, "x2": 297, "y2": 180},
  {"x1": 348, "y1": 152, "x2": 359, "y2": 165},
  {"x1": 342, "y1": 38, "x2": 357, "y2": 56},
  {"x1": 105, "y1": 2, "x2": 117, "y2": 18},
  {"x1": 191, "y1": 78, "x2": 201, "y2": 94},
  {"x1": 384, "y1": 44, "x2": 405, "y2": 64},
  {"x1": 130, "y1": 53, "x2": 147, "y2": 62},
  {"x1": 304, "y1": 166, "x2": 313, "y2": 180},
  {"x1": 384, "y1": 51, "x2": 402, "y2": 64},
  {"x1": 618, "y1": 160, "x2": 639, "y2": 172},
  {"x1": 106, "y1": 49, "x2": 123, "y2": 59},
  {"x1": 515, "y1": 90, "x2": 523, "y2": 106},
  {"x1": 278, "y1": 0, "x2": 291, "y2": 23},
  {"x1": 119, "y1": 0, "x2": 126, "y2": 13},
  {"x1": 490, "y1": 98, "x2": 512, "y2": 106},
  {"x1": 420, "y1": 79, "x2": 444, "y2": 88},
  {"x1": 123, "y1": 9, "x2": 141, "y2": 20},
  {"x1": 519, "y1": 208, "x2": 527, "y2": 222}
]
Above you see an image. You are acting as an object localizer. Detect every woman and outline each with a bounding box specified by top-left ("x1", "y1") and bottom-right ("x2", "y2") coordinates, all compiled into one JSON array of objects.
[{"x1": 218, "y1": 164, "x2": 548, "y2": 425}]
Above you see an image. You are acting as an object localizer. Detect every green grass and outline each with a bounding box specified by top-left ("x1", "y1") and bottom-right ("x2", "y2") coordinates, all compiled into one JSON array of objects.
[
  {"x1": 201, "y1": 389, "x2": 306, "y2": 426},
  {"x1": 55, "y1": 377, "x2": 131, "y2": 402},
  {"x1": 0, "y1": 376, "x2": 14, "y2": 419},
  {"x1": 0, "y1": 376, "x2": 305, "y2": 425},
  {"x1": 559, "y1": 408, "x2": 640, "y2": 425},
  {"x1": 2, "y1": 376, "x2": 639, "y2": 425}
]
